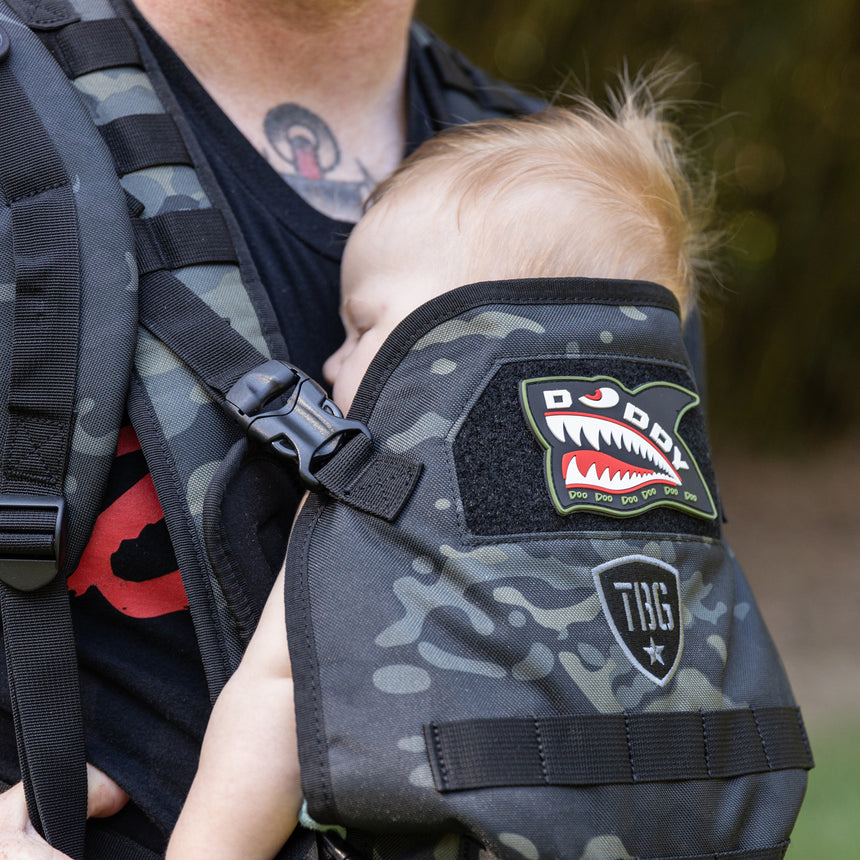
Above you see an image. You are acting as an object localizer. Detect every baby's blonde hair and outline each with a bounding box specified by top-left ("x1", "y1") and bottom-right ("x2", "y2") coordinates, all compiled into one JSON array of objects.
[{"x1": 370, "y1": 71, "x2": 715, "y2": 319}]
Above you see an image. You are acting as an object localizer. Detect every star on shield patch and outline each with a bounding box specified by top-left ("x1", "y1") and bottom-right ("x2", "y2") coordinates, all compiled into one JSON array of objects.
[{"x1": 593, "y1": 555, "x2": 684, "y2": 686}]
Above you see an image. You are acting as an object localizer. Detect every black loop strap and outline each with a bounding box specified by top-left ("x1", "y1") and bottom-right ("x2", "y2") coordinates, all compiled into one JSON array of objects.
[
  {"x1": 315, "y1": 433, "x2": 422, "y2": 522},
  {"x1": 0, "y1": 37, "x2": 87, "y2": 860},
  {"x1": 0, "y1": 502, "x2": 59, "y2": 554},
  {"x1": 101, "y1": 114, "x2": 192, "y2": 175},
  {"x1": 133, "y1": 209, "x2": 239, "y2": 275},
  {"x1": 46, "y1": 18, "x2": 140, "y2": 77},
  {"x1": 424, "y1": 707, "x2": 812, "y2": 793}
]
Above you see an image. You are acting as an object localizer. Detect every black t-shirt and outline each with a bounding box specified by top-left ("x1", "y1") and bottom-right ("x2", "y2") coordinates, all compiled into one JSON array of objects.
[
  {"x1": 142, "y1": 15, "x2": 440, "y2": 385},
  {"x1": 0, "y1": 16, "x2": 455, "y2": 854}
]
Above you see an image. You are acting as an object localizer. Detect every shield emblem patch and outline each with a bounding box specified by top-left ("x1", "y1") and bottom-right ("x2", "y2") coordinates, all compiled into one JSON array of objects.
[{"x1": 593, "y1": 555, "x2": 684, "y2": 686}]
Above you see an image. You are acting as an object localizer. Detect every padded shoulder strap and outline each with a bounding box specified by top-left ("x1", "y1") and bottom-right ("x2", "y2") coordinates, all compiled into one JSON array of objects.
[{"x1": 0, "y1": 0, "x2": 140, "y2": 853}]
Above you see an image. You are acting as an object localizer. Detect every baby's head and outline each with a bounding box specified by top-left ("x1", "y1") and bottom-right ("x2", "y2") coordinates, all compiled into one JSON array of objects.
[{"x1": 324, "y1": 75, "x2": 715, "y2": 411}]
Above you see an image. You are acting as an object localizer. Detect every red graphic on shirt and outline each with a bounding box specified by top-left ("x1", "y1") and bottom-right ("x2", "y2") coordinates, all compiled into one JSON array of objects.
[{"x1": 66, "y1": 426, "x2": 188, "y2": 618}]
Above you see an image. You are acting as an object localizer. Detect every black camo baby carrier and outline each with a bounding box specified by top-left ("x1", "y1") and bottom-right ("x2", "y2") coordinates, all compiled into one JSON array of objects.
[{"x1": 283, "y1": 278, "x2": 813, "y2": 860}]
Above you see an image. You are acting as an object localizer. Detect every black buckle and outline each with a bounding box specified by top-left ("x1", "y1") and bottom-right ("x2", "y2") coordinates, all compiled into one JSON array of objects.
[
  {"x1": 0, "y1": 495, "x2": 66, "y2": 591},
  {"x1": 224, "y1": 360, "x2": 371, "y2": 488}
]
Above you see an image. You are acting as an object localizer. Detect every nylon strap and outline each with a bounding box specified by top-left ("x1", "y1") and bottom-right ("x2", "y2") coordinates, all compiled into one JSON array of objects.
[
  {"x1": 133, "y1": 209, "x2": 238, "y2": 274},
  {"x1": 139, "y1": 269, "x2": 269, "y2": 394},
  {"x1": 0, "y1": 38, "x2": 87, "y2": 860},
  {"x1": 424, "y1": 707, "x2": 813, "y2": 792},
  {"x1": 47, "y1": 17, "x2": 140, "y2": 76},
  {"x1": 314, "y1": 433, "x2": 422, "y2": 522},
  {"x1": 101, "y1": 113, "x2": 192, "y2": 175}
]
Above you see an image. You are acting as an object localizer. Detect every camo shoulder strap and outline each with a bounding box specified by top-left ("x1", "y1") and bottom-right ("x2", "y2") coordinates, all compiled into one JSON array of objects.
[{"x1": 0, "y1": 0, "x2": 302, "y2": 853}]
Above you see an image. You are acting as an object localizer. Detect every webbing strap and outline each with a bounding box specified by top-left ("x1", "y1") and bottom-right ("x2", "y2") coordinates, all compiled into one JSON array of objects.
[
  {"x1": 315, "y1": 433, "x2": 422, "y2": 522},
  {"x1": 424, "y1": 707, "x2": 813, "y2": 792},
  {"x1": 101, "y1": 113, "x2": 192, "y2": 175},
  {"x1": 46, "y1": 18, "x2": 140, "y2": 76},
  {"x1": 133, "y1": 209, "x2": 238, "y2": 274},
  {"x1": 139, "y1": 269, "x2": 268, "y2": 394},
  {"x1": 0, "y1": 37, "x2": 87, "y2": 860}
]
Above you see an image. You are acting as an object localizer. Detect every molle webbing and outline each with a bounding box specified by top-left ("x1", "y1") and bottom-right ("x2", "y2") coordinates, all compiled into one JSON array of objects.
[
  {"x1": 101, "y1": 114, "x2": 192, "y2": 174},
  {"x1": 424, "y1": 707, "x2": 812, "y2": 792}
]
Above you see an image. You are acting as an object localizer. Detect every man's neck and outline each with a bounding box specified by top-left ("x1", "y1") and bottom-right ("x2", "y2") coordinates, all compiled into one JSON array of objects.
[{"x1": 134, "y1": 0, "x2": 416, "y2": 221}]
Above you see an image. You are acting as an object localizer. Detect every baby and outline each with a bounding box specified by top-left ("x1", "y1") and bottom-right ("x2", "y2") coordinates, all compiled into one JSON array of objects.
[{"x1": 167, "y1": 75, "x2": 714, "y2": 859}]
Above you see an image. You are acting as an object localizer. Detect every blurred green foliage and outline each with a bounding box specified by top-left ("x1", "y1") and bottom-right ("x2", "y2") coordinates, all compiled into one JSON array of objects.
[
  {"x1": 416, "y1": 0, "x2": 860, "y2": 449},
  {"x1": 788, "y1": 720, "x2": 860, "y2": 858}
]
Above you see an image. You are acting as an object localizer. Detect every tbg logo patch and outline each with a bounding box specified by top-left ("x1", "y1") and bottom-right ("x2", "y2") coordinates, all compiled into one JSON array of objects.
[
  {"x1": 593, "y1": 555, "x2": 684, "y2": 686},
  {"x1": 520, "y1": 376, "x2": 716, "y2": 519}
]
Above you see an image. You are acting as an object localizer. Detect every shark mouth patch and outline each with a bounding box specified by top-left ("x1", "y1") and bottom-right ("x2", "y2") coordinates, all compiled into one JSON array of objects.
[{"x1": 521, "y1": 376, "x2": 716, "y2": 519}]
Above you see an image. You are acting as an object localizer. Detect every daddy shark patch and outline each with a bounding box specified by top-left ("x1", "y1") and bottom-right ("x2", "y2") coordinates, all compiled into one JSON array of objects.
[{"x1": 520, "y1": 376, "x2": 716, "y2": 519}]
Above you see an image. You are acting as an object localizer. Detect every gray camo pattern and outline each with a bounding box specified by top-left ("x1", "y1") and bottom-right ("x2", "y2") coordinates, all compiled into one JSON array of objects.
[
  {"x1": 69, "y1": 0, "x2": 273, "y2": 678},
  {"x1": 290, "y1": 298, "x2": 807, "y2": 860}
]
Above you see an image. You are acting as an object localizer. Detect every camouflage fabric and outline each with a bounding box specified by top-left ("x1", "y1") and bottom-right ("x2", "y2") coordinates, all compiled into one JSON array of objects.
[
  {"x1": 60, "y1": 0, "x2": 282, "y2": 687},
  {"x1": 285, "y1": 279, "x2": 810, "y2": 860},
  {"x1": 0, "y1": 0, "x2": 137, "y2": 572}
]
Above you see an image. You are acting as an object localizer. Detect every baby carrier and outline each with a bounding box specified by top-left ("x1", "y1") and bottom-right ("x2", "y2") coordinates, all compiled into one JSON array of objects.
[
  {"x1": 0, "y1": 0, "x2": 808, "y2": 856},
  {"x1": 281, "y1": 278, "x2": 812, "y2": 860},
  {"x1": 0, "y1": 0, "x2": 546, "y2": 856}
]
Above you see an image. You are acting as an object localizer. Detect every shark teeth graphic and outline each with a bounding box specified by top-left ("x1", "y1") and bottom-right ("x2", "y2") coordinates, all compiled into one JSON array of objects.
[{"x1": 545, "y1": 412, "x2": 680, "y2": 490}]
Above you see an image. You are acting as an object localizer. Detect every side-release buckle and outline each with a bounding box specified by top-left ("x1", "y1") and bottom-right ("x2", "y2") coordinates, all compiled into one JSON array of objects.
[
  {"x1": 0, "y1": 495, "x2": 66, "y2": 591},
  {"x1": 224, "y1": 359, "x2": 371, "y2": 488}
]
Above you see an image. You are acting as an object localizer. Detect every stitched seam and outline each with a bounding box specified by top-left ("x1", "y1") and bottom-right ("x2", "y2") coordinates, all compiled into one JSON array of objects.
[
  {"x1": 623, "y1": 712, "x2": 637, "y2": 782},
  {"x1": 295, "y1": 511, "x2": 334, "y2": 810},
  {"x1": 431, "y1": 724, "x2": 449, "y2": 789},
  {"x1": 6, "y1": 420, "x2": 66, "y2": 483},
  {"x1": 751, "y1": 706, "x2": 773, "y2": 771},
  {"x1": 534, "y1": 717, "x2": 548, "y2": 784},
  {"x1": 700, "y1": 709, "x2": 713, "y2": 777},
  {"x1": 794, "y1": 706, "x2": 813, "y2": 765},
  {"x1": 10, "y1": 180, "x2": 68, "y2": 204}
]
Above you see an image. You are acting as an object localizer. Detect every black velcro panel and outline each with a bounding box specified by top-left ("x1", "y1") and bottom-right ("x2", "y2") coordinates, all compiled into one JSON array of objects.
[
  {"x1": 133, "y1": 209, "x2": 238, "y2": 274},
  {"x1": 452, "y1": 357, "x2": 721, "y2": 539},
  {"x1": 51, "y1": 18, "x2": 140, "y2": 77},
  {"x1": 100, "y1": 114, "x2": 192, "y2": 175},
  {"x1": 424, "y1": 707, "x2": 812, "y2": 792}
]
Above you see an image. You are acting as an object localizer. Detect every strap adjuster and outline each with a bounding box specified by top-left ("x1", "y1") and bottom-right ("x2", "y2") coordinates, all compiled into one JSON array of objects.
[
  {"x1": 224, "y1": 360, "x2": 370, "y2": 488},
  {"x1": 0, "y1": 495, "x2": 66, "y2": 591}
]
